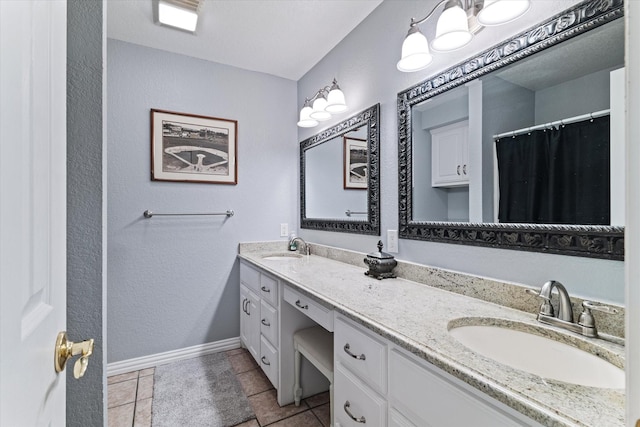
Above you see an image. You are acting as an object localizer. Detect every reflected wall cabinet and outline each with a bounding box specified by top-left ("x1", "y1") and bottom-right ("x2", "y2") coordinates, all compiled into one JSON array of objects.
[{"x1": 431, "y1": 120, "x2": 469, "y2": 188}]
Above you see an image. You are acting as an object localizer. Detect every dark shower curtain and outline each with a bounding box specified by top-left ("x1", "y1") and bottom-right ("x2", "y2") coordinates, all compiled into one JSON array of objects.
[{"x1": 496, "y1": 115, "x2": 610, "y2": 225}]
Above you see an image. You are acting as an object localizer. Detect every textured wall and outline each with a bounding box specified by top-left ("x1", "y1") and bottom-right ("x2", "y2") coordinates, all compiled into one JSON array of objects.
[
  {"x1": 107, "y1": 40, "x2": 297, "y2": 362},
  {"x1": 297, "y1": 0, "x2": 625, "y2": 304},
  {"x1": 67, "y1": 0, "x2": 106, "y2": 425}
]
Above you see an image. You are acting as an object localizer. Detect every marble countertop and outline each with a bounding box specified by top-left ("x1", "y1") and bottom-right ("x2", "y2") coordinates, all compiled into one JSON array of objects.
[{"x1": 238, "y1": 245, "x2": 624, "y2": 427}]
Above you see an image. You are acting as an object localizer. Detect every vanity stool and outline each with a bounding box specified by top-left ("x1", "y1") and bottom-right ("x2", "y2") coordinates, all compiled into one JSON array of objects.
[{"x1": 293, "y1": 325, "x2": 334, "y2": 425}]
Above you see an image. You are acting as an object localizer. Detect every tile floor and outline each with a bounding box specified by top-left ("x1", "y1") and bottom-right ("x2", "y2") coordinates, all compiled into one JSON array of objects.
[{"x1": 107, "y1": 348, "x2": 331, "y2": 427}]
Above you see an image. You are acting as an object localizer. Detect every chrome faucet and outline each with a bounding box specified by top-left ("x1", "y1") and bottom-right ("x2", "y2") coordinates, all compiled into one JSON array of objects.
[
  {"x1": 288, "y1": 236, "x2": 309, "y2": 255},
  {"x1": 537, "y1": 280, "x2": 573, "y2": 322},
  {"x1": 526, "y1": 280, "x2": 617, "y2": 338}
]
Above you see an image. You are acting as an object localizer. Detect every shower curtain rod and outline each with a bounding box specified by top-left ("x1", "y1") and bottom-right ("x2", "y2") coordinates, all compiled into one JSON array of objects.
[{"x1": 493, "y1": 109, "x2": 610, "y2": 140}]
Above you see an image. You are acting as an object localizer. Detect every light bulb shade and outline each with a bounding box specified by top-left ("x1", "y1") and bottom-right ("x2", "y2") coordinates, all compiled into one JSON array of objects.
[
  {"x1": 310, "y1": 96, "x2": 331, "y2": 121},
  {"x1": 477, "y1": 0, "x2": 530, "y2": 26},
  {"x1": 326, "y1": 87, "x2": 347, "y2": 113},
  {"x1": 397, "y1": 28, "x2": 433, "y2": 72},
  {"x1": 297, "y1": 106, "x2": 318, "y2": 128},
  {"x1": 431, "y1": 1, "x2": 472, "y2": 51}
]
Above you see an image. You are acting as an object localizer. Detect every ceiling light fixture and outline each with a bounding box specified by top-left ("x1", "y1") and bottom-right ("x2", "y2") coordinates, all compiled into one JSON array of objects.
[
  {"x1": 157, "y1": 0, "x2": 202, "y2": 33},
  {"x1": 397, "y1": 0, "x2": 530, "y2": 72},
  {"x1": 298, "y1": 79, "x2": 347, "y2": 128}
]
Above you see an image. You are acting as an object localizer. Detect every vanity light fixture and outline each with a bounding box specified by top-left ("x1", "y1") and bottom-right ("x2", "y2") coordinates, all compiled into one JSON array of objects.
[
  {"x1": 297, "y1": 79, "x2": 348, "y2": 128},
  {"x1": 157, "y1": 0, "x2": 202, "y2": 33},
  {"x1": 397, "y1": 0, "x2": 530, "y2": 72}
]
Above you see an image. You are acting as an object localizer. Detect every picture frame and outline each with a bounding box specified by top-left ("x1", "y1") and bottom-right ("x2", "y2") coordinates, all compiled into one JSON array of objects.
[
  {"x1": 151, "y1": 109, "x2": 238, "y2": 184},
  {"x1": 343, "y1": 136, "x2": 368, "y2": 189}
]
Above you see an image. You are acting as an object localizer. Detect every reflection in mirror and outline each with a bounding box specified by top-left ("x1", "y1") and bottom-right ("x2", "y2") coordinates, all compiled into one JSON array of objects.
[
  {"x1": 305, "y1": 126, "x2": 368, "y2": 219},
  {"x1": 301, "y1": 104, "x2": 380, "y2": 235},
  {"x1": 398, "y1": 1, "x2": 624, "y2": 259}
]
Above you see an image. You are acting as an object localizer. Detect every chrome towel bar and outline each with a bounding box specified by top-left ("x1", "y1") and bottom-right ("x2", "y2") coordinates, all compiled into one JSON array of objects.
[{"x1": 143, "y1": 210, "x2": 234, "y2": 218}]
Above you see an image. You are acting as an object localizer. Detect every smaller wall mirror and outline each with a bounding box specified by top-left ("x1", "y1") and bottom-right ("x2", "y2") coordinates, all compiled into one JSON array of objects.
[{"x1": 301, "y1": 104, "x2": 380, "y2": 235}]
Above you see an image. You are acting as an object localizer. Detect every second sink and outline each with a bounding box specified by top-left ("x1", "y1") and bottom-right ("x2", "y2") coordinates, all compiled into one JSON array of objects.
[{"x1": 448, "y1": 318, "x2": 624, "y2": 389}]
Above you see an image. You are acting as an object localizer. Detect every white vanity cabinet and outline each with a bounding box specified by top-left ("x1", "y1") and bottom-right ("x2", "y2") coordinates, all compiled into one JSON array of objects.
[
  {"x1": 240, "y1": 261, "x2": 280, "y2": 388},
  {"x1": 239, "y1": 284, "x2": 260, "y2": 361},
  {"x1": 431, "y1": 120, "x2": 469, "y2": 187},
  {"x1": 334, "y1": 313, "x2": 538, "y2": 427},
  {"x1": 334, "y1": 314, "x2": 387, "y2": 427},
  {"x1": 388, "y1": 347, "x2": 534, "y2": 427}
]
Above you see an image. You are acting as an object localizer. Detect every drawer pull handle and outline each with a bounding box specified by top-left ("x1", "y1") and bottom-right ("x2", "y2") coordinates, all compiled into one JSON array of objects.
[
  {"x1": 343, "y1": 401, "x2": 366, "y2": 424},
  {"x1": 295, "y1": 300, "x2": 309, "y2": 310},
  {"x1": 261, "y1": 286, "x2": 271, "y2": 293},
  {"x1": 261, "y1": 356, "x2": 270, "y2": 366},
  {"x1": 343, "y1": 343, "x2": 366, "y2": 360},
  {"x1": 261, "y1": 318, "x2": 270, "y2": 327}
]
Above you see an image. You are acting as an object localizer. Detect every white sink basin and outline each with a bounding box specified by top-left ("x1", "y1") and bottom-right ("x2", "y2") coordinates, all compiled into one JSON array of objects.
[
  {"x1": 449, "y1": 321, "x2": 624, "y2": 389},
  {"x1": 261, "y1": 253, "x2": 303, "y2": 261}
]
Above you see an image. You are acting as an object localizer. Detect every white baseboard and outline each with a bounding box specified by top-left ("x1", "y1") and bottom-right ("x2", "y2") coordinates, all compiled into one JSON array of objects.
[{"x1": 107, "y1": 337, "x2": 242, "y2": 376}]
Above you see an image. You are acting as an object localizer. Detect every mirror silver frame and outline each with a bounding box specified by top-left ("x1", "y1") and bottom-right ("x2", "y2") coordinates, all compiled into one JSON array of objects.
[
  {"x1": 301, "y1": 103, "x2": 380, "y2": 235},
  {"x1": 397, "y1": 0, "x2": 624, "y2": 260}
]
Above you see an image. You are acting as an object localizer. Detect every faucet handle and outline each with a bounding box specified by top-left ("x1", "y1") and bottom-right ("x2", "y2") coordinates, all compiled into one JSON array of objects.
[
  {"x1": 582, "y1": 300, "x2": 618, "y2": 314},
  {"x1": 578, "y1": 301, "x2": 618, "y2": 328},
  {"x1": 525, "y1": 288, "x2": 554, "y2": 316}
]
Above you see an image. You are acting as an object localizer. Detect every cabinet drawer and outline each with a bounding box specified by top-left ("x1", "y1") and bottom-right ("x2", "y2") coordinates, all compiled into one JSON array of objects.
[
  {"x1": 389, "y1": 348, "x2": 526, "y2": 426},
  {"x1": 334, "y1": 362, "x2": 386, "y2": 427},
  {"x1": 259, "y1": 273, "x2": 278, "y2": 307},
  {"x1": 260, "y1": 300, "x2": 278, "y2": 346},
  {"x1": 335, "y1": 315, "x2": 387, "y2": 394},
  {"x1": 259, "y1": 336, "x2": 279, "y2": 388},
  {"x1": 283, "y1": 285, "x2": 333, "y2": 332},
  {"x1": 240, "y1": 262, "x2": 260, "y2": 293},
  {"x1": 388, "y1": 409, "x2": 417, "y2": 427}
]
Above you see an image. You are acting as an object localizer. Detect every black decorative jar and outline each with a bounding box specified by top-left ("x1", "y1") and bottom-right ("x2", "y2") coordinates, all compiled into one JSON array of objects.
[{"x1": 364, "y1": 241, "x2": 397, "y2": 280}]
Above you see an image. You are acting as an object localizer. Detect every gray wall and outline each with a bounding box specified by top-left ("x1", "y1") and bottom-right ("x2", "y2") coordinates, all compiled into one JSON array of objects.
[
  {"x1": 107, "y1": 40, "x2": 297, "y2": 362},
  {"x1": 67, "y1": 0, "x2": 106, "y2": 425},
  {"x1": 297, "y1": 0, "x2": 624, "y2": 304},
  {"x1": 535, "y1": 68, "x2": 614, "y2": 123}
]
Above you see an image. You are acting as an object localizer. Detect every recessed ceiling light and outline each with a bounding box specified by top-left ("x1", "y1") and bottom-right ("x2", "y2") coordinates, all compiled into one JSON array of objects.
[{"x1": 157, "y1": 0, "x2": 201, "y2": 33}]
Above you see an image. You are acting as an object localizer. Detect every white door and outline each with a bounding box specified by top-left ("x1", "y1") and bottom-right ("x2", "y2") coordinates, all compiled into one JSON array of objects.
[
  {"x1": 0, "y1": 1, "x2": 68, "y2": 425},
  {"x1": 627, "y1": 2, "x2": 640, "y2": 426}
]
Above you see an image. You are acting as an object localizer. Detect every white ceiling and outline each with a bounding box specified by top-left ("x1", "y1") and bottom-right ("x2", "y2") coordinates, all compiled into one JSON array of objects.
[{"x1": 107, "y1": 0, "x2": 383, "y2": 81}]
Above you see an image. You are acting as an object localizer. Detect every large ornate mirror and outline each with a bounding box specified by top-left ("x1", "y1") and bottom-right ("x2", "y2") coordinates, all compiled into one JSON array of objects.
[
  {"x1": 301, "y1": 104, "x2": 380, "y2": 235},
  {"x1": 398, "y1": 0, "x2": 624, "y2": 259}
]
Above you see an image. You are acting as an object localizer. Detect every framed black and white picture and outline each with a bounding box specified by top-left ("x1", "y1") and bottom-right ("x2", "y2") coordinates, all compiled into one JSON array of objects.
[
  {"x1": 343, "y1": 136, "x2": 367, "y2": 189},
  {"x1": 151, "y1": 109, "x2": 238, "y2": 184}
]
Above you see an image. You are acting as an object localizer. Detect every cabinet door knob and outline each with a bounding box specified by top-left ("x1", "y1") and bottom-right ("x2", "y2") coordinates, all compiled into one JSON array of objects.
[
  {"x1": 343, "y1": 401, "x2": 366, "y2": 424},
  {"x1": 457, "y1": 165, "x2": 461, "y2": 175},
  {"x1": 343, "y1": 343, "x2": 366, "y2": 360},
  {"x1": 463, "y1": 164, "x2": 467, "y2": 175},
  {"x1": 261, "y1": 318, "x2": 270, "y2": 327},
  {"x1": 261, "y1": 286, "x2": 270, "y2": 293},
  {"x1": 261, "y1": 356, "x2": 270, "y2": 366}
]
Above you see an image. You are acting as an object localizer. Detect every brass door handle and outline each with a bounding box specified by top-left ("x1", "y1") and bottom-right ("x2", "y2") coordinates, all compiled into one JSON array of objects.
[{"x1": 54, "y1": 331, "x2": 94, "y2": 379}]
